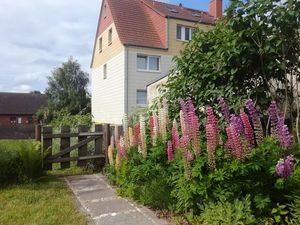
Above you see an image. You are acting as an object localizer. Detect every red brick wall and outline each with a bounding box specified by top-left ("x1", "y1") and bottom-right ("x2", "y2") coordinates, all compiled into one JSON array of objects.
[
  {"x1": 0, "y1": 115, "x2": 36, "y2": 125},
  {"x1": 143, "y1": 3, "x2": 167, "y2": 48},
  {"x1": 209, "y1": 0, "x2": 222, "y2": 18}
]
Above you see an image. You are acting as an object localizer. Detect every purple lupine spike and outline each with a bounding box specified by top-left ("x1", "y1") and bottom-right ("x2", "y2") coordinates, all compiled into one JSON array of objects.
[
  {"x1": 167, "y1": 141, "x2": 173, "y2": 161},
  {"x1": 226, "y1": 125, "x2": 245, "y2": 160},
  {"x1": 218, "y1": 97, "x2": 230, "y2": 123},
  {"x1": 276, "y1": 155, "x2": 295, "y2": 178},
  {"x1": 245, "y1": 99, "x2": 263, "y2": 144},
  {"x1": 230, "y1": 114, "x2": 244, "y2": 135},
  {"x1": 206, "y1": 106, "x2": 219, "y2": 146},
  {"x1": 276, "y1": 113, "x2": 293, "y2": 149},
  {"x1": 240, "y1": 111, "x2": 255, "y2": 149}
]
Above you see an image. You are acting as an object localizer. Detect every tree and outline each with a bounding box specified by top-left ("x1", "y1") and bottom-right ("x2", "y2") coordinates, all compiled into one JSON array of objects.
[
  {"x1": 45, "y1": 57, "x2": 90, "y2": 115},
  {"x1": 161, "y1": 0, "x2": 300, "y2": 141}
]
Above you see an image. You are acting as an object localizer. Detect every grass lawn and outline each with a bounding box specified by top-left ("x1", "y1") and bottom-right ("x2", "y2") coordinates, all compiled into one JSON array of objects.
[{"x1": 0, "y1": 176, "x2": 88, "y2": 225}]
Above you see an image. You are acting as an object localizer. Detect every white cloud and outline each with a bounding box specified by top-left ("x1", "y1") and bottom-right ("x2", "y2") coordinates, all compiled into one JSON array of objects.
[{"x1": 0, "y1": 0, "x2": 101, "y2": 93}]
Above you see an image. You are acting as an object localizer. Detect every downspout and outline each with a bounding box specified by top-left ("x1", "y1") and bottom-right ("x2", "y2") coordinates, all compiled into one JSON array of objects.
[
  {"x1": 124, "y1": 45, "x2": 128, "y2": 116},
  {"x1": 166, "y1": 16, "x2": 169, "y2": 49}
]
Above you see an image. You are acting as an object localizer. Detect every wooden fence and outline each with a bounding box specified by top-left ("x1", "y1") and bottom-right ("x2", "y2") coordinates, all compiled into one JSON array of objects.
[
  {"x1": 41, "y1": 124, "x2": 111, "y2": 170},
  {"x1": 0, "y1": 124, "x2": 37, "y2": 139}
]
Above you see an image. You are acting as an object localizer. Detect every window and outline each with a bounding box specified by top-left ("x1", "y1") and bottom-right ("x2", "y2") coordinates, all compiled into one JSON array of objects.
[
  {"x1": 136, "y1": 90, "x2": 147, "y2": 106},
  {"x1": 10, "y1": 117, "x2": 17, "y2": 124},
  {"x1": 27, "y1": 117, "x2": 33, "y2": 124},
  {"x1": 137, "y1": 55, "x2": 160, "y2": 72},
  {"x1": 17, "y1": 117, "x2": 22, "y2": 124},
  {"x1": 103, "y1": 4, "x2": 107, "y2": 19},
  {"x1": 176, "y1": 25, "x2": 194, "y2": 41},
  {"x1": 108, "y1": 28, "x2": 112, "y2": 45},
  {"x1": 103, "y1": 64, "x2": 107, "y2": 79},
  {"x1": 99, "y1": 37, "x2": 102, "y2": 53}
]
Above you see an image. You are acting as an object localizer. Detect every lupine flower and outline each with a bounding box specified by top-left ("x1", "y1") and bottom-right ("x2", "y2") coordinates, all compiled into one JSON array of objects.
[
  {"x1": 180, "y1": 135, "x2": 191, "y2": 179},
  {"x1": 226, "y1": 125, "x2": 245, "y2": 160},
  {"x1": 167, "y1": 141, "x2": 173, "y2": 161},
  {"x1": 218, "y1": 97, "x2": 230, "y2": 123},
  {"x1": 152, "y1": 112, "x2": 158, "y2": 146},
  {"x1": 123, "y1": 114, "x2": 128, "y2": 134},
  {"x1": 206, "y1": 106, "x2": 219, "y2": 147},
  {"x1": 240, "y1": 111, "x2": 255, "y2": 149},
  {"x1": 128, "y1": 127, "x2": 133, "y2": 147},
  {"x1": 158, "y1": 106, "x2": 167, "y2": 142},
  {"x1": 230, "y1": 114, "x2": 244, "y2": 135},
  {"x1": 172, "y1": 120, "x2": 180, "y2": 150},
  {"x1": 140, "y1": 115, "x2": 147, "y2": 158},
  {"x1": 186, "y1": 98, "x2": 201, "y2": 157},
  {"x1": 245, "y1": 99, "x2": 263, "y2": 144},
  {"x1": 276, "y1": 155, "x2": 295, "y2": 178},
  {"x1": 108, "y1": 145, "x2": 114, "y2": 165},
  {"x1": 268, "y1": 101, "x2": 278, "y2": 138},
  {"x1": 179, "y1": 99, "x2": 190, "y2": 136},
  {"x1": 110, "y1": 135, "x2": 115, "y2": 150},
  {"x1": 133, "y1": 124, "x2": 140, "y2": 146},
  {"x1": 206, "y1": 124, "x2": 217, "y2": 170},
  {"x1": 163, "y1": 99, "x2": 169, "y2": 125},
  {"x1": 119, "y1": 136, "x2": 126, "y2": 158},
  {"x1": 276, "y1": 113, "x2": 293, "y2": 149}
]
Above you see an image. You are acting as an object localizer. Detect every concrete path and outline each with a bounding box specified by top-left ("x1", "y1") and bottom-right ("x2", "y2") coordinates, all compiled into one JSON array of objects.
[{"x1": 65, "y1": 174, "x2": 169, "y2": 225}]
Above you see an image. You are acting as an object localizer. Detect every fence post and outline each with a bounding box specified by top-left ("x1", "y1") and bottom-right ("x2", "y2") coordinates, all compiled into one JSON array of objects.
[
  {"x1": 78, "y1": 125, "x2": 88, "y2": 167},
  {"x1": 60, "y1": 126, "x2": 71, "y2": 169},
  {"x1": 43, "y1": 126, "x2": 53, "y2": 170},
  {"x1": 103, "y1": 124, "x2": 110, "y2": 164},
  {"x1": 94, "y1": 124, "x2": 103, "y2": 168},
  {"x1": 35, "y1": 124, "x2": 41, "y2": 142}
]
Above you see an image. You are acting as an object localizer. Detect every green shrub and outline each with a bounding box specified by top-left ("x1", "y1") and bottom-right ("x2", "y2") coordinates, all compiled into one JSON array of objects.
[
  {"x1": 199, "y1": 196, "x2": 255, "y2": 225},
  {"x1": 50, "y1": 110, "x2": 92, "y2": 128},
  {"x1": 0, "y1": 141, "x2": 43, "y2": 185}
]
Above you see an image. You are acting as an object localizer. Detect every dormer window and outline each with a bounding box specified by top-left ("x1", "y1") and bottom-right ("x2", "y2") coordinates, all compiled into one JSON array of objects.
[
  {"x1": 192, "y1": 13, "x2": 200, "y2": 17},
  {"x1": 168, "y1": 8, "x2": 178, "y2": 13}
]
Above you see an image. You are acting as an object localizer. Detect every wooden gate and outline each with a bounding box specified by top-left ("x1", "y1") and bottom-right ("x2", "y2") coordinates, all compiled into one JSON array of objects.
[{"x1": 41, "y1": 124, "x2": 110, "y2": 170}]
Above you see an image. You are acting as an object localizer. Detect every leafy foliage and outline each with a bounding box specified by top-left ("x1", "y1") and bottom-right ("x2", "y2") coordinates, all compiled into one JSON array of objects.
[
  {"x1": 0, "y1": 141, "x2": 43, "y2": 185},
  {"x1": 44, "y1": 57, "x2": 90, "y2": 117},
  {"x1": 49, "y1": 110, "x2": 92, "y2": 128}
]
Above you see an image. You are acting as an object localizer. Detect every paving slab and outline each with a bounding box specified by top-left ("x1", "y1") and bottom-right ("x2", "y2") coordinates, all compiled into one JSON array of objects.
[{"x1": 65, "y1": 174, "x2": 169, "y2": 225}]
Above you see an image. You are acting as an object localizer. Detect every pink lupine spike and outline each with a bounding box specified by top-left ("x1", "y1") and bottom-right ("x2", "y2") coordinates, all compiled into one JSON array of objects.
[
  {"x1": 226, "y1": 125, "x2": 245, "y2": 160},
  {"x1": 240, "y1": 111, "x2": 255, "y2": 149},
  {"x1": 172, "y1": 121, "x2": 180, "y2": 150},
  {"x1": 167, "y1": 141, "x2": 173, "y2": 161},
  {"x1": 206, "y1": 124, "x2": 217, "y2": 170},
  {"x1": 180, "y1": 135, "x2": 192, "y2": 179}
]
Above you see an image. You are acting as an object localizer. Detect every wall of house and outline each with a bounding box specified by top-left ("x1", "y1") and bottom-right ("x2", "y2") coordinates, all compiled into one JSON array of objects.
[
  {"x1": 0, "y1": 115, "x2": 35, "y2": 125},
  {"x1": 167, "y1": 18, "x2": 211, "y2": 56},
  {"x1": 92, "y1": 23, "x2": 124, "y2": 69},
  {"x1": 91, "y1": 51, "x2": 125, "y2": 124},
  {"x1": 127, "y1": 47, "x2": 174, "y2": 115},
  {"x1": 147, "y1": 76, "x2": 169, "y2": 106}
]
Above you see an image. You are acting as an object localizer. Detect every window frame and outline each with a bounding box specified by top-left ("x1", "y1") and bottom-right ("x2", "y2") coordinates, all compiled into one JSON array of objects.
[
  {"x1": 176, "y1": 25, "x2": 194, "y2": 42},
  {"x1": 103, "y1": 64, "x2": 107, "y2": 79},
  {"x1": 99, "y1": 37, "x2": 103, "y2": 53},
  {"x1": 136, "y1": 54, "x2": 160, "y2": 72},
  {"x1": 108, "y1": 28, "x2": 112, "y2": 45},
  {"x1": 136, "y1": 90, "x2": 147, "y2": 107}
]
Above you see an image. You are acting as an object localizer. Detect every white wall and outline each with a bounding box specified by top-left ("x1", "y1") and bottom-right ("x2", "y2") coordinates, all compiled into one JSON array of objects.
[
  {"x1": 127, "y1": 47, "x2": 174, "y2": 114},
  {"x1": 91, "y1": 51, "x2": 125, "y2": 124}
]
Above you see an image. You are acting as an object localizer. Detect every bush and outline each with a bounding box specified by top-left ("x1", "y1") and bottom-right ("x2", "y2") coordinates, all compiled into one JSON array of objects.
[
  {"x1": 199, "y1": 196, "x2": 255, "y2": 225},
  {"x1": 0, "y1": 141, "x2": 43, "y2": 185},
  {"x1": 50, "y1": 110, "x2": 92, "y2": 128}
]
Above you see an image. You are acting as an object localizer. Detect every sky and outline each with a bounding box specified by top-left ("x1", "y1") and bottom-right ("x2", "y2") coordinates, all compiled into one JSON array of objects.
[{"x1": 0, "y1": 0, "x2": 230, "y2": 93}]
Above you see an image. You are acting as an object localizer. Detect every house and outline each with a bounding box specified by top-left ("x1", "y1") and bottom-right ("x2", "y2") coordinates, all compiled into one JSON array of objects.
[
  {"x1": 91, "y1": 0, "x2": 222, "y2": 124},
  {"x1": 0, "y1": 92, "x2": 47, "y2": 125}
]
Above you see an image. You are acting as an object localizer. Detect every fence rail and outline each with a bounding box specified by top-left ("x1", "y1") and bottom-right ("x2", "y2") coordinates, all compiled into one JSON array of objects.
[{"x1": 41, "y1": 124, "x2": 111, "y2": 170}]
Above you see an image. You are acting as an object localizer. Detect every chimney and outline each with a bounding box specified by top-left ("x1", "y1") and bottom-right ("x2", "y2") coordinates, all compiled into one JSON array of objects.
[{"x1": 209, "y1": 0, "x2": 222, "y2": 18}]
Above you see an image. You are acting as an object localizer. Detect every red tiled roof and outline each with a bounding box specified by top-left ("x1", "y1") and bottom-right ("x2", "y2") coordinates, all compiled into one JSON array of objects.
[
  {"x1": 108, "y1": 0, "x2": 166, "y2": 49},
  {"x1": 106, "y1": 0, "x2": 215, "y2": 49},
  {"x1": 142, "y1": 0, "x2": 215, "y2": 24}
]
